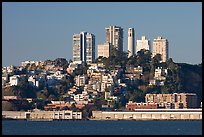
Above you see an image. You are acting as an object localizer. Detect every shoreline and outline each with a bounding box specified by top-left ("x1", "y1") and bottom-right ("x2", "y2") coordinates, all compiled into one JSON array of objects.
[{"x1": 2, "y1": 118, "x2": 202, "y2": 121}]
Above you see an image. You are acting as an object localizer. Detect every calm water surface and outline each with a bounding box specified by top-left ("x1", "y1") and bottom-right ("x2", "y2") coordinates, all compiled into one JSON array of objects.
[{"x1": 2, "y1": 120, "x2": 202, "y2": 135}]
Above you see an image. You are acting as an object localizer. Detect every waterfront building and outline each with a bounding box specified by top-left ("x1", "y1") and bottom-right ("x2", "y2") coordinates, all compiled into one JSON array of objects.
[
  {"x1": 97, "y1": 43, "x2": 112, "y2": 58},
  {"x1": 126, "y1": 101, "x2": 158, "y2": 110},
  {"x1": 152, "y1": 36, "x2": 169, "y2": 62},
  {"x1": 73, "y1": 32, "x2": 95, "y2": 64},
  {"x1": 136, "y1": 36, "x2": 150, "y2": 54},
  {"x1": 145, "y1": 93, "x2": 198, "y2": 109},
  {"x1": 2, "y1": 110, "x2": 82, "y2": 120},
  {"x1": 105, "y1": 25, "x2": 123, "y2": 51},
  {"x1": 92, "y1": 109, "x2": 202, "y2": 120},
  {"x1": 128, "y1": 28, "x2": 135, "y2": 57}
]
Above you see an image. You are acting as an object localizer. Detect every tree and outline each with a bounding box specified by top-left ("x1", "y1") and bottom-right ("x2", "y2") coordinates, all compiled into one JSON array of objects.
[
  {"x1": 54, "y1": 58, "x2": 69, "y2": 69},
  {"x1": 102, "y1": 47, "x2": 128, "y2": 70},
  {"x1": 136, "y1": 49, "x2": 152, "y2": 72},
  {"x1": 70, "y1": 103, "x2": 78, "y2": 111},
  {"x1": 48, "y1": 94, "x2": 58, "y2": 101},
  {"x1": 18, "y1": 100, "x2": 32, "y2": 111},
  {"x1": 37, "y1": 92, "x2": 46, "y2": 100},
  {"x1": 2, "y1": 101, "x2": 18, "y2": 111},
  {"x1": 152, "y1": 53, "x2": 162, "y2": 68}
]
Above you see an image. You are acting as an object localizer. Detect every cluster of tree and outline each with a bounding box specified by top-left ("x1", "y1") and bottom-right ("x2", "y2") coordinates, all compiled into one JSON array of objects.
[
  {"x1": 53, "y1": 58, "x2": 69, "y2": 69},
  {"x1": 96, "y1": 48, "x2": 128, "y2": 70}
]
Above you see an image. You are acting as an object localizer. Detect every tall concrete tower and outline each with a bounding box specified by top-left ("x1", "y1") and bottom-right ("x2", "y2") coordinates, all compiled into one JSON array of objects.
[
  {"x1": 128, "y1": 28, "x2": 135, "y2": 57},
  {"x1": 73, "y1": 32, "x2": 95, "y2": 64},
  {"x1": 105, "y1": 25, "x2": 123, "y2": 51}
]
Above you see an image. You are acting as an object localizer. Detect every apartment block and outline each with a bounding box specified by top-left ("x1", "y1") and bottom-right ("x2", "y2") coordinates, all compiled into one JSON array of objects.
[
  {"x1": 73, "y1": 32, "x2": 95, "y2": 64},
  {"x1": 136, "y1": 36, "x2": 150, "y2": 54},
  {"x1": 105, "y1": 25, "x2": 123, "y2": 51},
  {"x1": 126, "y1": 101, "x2": 158, "y2": 110},
  {"x1": 145, "y1": 93, "x2": 198, "y2": 108},
  {"x1": 98, "y1": 43, "x2": 112, "y2": 58},
  {"x1": 152, "y1": 36, "x2": 169, "y2": 62}
]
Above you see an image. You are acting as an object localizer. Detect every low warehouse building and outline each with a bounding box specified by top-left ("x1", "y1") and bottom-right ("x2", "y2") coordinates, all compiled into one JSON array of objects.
[{"x1": 92, "y1": 109, "x2": 202, "y2": 120}]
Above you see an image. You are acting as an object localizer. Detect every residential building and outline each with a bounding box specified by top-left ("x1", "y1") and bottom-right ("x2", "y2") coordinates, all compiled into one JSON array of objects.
[
  {"x1": 149, "y1": 79, "x2": 164, "y2": 86},
  {"x1": 152, "y1": 36, "x2": 169, "y2": 62},
  {"x1": 9, "y1": 75, "x2": 19, "y2": 86},
  {"x1": 73, "y1": 32, "x2": 95, "y2": 63},
  {"x1": 28, "y1": 76, "x2": 39, "y2": 88},
  {"x1": 97, "y1": 43, "x2": 112, "y2": 58},
  {"x1": 128, "y1": 28, "x2": 135, "y2": 57},
  {"x1": 86, "y1": 32, "x2": 96, "y2": 64},
  {"x1": 145, "y1": 93, "x2": 198, "y2": 109},
  {"x1": 105, "y1": 25, "x2": 123, "y2": 51},
  {"x1": 136, "y1": 36, "x2": 150, "y2": 54},
  {"x1": 75, "y1": 75, "x2": 88, "y2": 87},
  {"x1": 154, "y1": 67, "x2": 167, "y2": 80},
  {"x1": 126, "y1": 101, "x2": 158, "y2": 110},
  {"x1": 73, "y1": 33, "x2": 82, "y2": 62}
]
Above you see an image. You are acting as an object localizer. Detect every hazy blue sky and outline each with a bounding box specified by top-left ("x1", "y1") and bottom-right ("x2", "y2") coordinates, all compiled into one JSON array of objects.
[{"x1": 2, "y1": 2, "x2": 202, "y2": 67}]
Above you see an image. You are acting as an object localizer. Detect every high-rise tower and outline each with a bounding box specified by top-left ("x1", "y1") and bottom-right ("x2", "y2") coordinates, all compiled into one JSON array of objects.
[
  {"x1": 73, "y1": 32, "x2": 95, "y2": 64},
  {"x1": 105, "y1": 26, "x2": 123, "y2": 51},
  {"x1": 128, "y1": 28, "x2": 135, "y2": 57},
  {"x1": 136, "y1": 36, "x2": 150, "y2": 54},
  {"x1": 86, "y1": 33, "x2": 95, "y2": 64},
  {"x1": 152, "y1": 36, "x2": 169, "y2": 62}
]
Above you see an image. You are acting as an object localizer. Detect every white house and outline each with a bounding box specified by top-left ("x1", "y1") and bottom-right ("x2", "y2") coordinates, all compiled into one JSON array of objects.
[{"x1": 9, "y1": 75, "x2": 20, "y2": 86}]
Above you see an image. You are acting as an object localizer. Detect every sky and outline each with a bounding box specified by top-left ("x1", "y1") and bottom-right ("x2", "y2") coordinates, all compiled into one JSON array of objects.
[{"x1": 2, "y1": 2, "x2": 202, "y2": 67}]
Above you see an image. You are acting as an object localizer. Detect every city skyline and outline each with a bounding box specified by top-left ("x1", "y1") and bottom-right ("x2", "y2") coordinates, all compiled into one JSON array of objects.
[{"x1": 2, "y1": 2, "x2": 202, "y2": 67}]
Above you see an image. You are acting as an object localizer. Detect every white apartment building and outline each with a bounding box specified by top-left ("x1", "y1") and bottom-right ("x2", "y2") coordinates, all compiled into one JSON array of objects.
[
  {"x1": 75, "y1": 75, "x2": 87, "y2": 87},
  {"x1": 73, "y1": 94, "x2": 84, "y2": 102},
  {"x1": 9, "y1": 75, "x2": 20, "y2": 86},
  {"x1": 28, "y1": 76, "x2": 39, "y2": 88},
  {"x1": 21, "y1": 60, "x2": 43, "y2": 67},
  {"x1": 98, "y1": 43, "x2": 112, "y2": 58},
  {"x1": 73, "y1": 32, "x2": 95, "y2": 64},
  {"x1": 154, "y1": 67, "x2": 168, "y2": 80},
  {"x1": 152, "y1": 36, "x2": 169, "y2": 62},
  {"x1": 136, "y1": 36, "x2": 150, "y2": 54}
]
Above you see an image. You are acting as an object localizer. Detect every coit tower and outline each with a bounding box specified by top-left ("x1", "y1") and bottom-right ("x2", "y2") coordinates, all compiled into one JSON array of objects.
[{"x1": 128, "y1": 28, "x2": 135, "y2": 57}]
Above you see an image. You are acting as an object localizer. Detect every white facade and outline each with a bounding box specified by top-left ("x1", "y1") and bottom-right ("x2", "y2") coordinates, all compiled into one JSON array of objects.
[
  {"x1": 128, "y1": 28, "x2": 135, "y2": 57},
  {"x1": 73, "y1": 33, "x2": 82, "y2": 62},
  {"x1": 136, "y1": 36, "x2": 150, "y2": 54},
  {"x1": 21, "y1": 60, "x2": 43, "y2": 67},
  {"x1": 152, "y1": 36, "x2": 169, "y2": 62},
  {"x1": 28, "y1": 76, "x2": 39, "y2": 88},
  {"x1": 75, "y1": 75, "x2": 87, "y2": 86},
  {"x1": 92, "y1": 109, "x2": 202, "y2": 120},
  {"x1": 86, "y1": 33, "x2": 95, "y2": 64},
  {"x1": 97, "y1": 43, "x2": 112, "y2": 58},
  {"x1": 9, "y1": 75, "x2": 19, "y2": 86},
  {"x1": 73, "y1": 32, "x2": 95, "y2": 64},
  {"x1": 73, "y1": 94, "x2": 84, "y2": 101}
]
